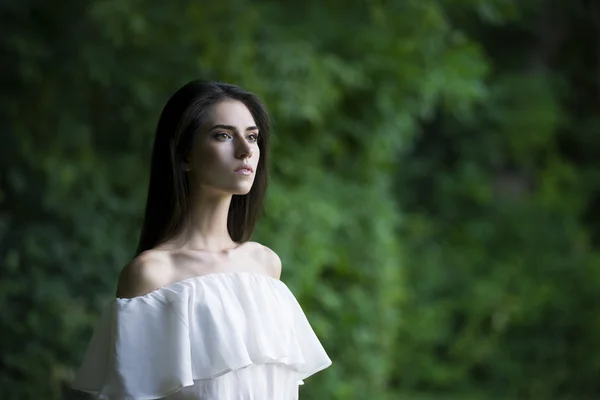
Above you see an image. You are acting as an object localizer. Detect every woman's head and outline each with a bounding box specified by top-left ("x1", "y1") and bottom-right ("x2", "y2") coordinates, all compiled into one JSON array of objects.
[{"x1": 135, "y1": 81, "x2": 271, "y2": 255}]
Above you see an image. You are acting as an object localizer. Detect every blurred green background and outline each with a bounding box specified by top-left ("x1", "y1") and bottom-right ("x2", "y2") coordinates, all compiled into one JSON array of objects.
[{"x1": 2, "y1": 0, "x2": 599, "y2": 399}]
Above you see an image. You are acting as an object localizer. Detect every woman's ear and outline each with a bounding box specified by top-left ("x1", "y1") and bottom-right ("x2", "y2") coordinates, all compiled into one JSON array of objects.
[{"x1": 181, "y1": 151, "x2": 193, "y2": 171}]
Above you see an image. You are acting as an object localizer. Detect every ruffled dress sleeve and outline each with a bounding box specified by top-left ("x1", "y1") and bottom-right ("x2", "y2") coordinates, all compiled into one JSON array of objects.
[{"x1": 71, "y1": 272, "x2": 332, "y2": 400}]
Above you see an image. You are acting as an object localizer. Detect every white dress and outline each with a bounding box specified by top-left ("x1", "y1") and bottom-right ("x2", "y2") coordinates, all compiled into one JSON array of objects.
[{"x1": 72, "y1": 271, "x2": 332, "y2": 400}]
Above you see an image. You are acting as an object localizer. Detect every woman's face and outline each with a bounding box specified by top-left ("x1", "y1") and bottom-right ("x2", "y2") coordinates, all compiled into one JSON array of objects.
[{"x1": 185, "y1": 100, "x2": 261, "y2": 196}]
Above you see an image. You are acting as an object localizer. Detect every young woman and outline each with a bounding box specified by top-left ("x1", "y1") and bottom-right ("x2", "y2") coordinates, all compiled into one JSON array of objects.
[{"x1": 72, "y1": 81, "x2": 332, "y2": 399}]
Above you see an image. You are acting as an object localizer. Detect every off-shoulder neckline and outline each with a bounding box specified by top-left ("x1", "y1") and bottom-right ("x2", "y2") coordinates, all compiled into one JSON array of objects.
[{"x1": 116, "y1": 271, "x2": 284, "y2": 301}]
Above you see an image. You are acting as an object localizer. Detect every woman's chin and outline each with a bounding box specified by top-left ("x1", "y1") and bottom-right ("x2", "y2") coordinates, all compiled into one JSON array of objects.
[{"x1": 229, "y1": 183, "x2": 254, "y2": 196}]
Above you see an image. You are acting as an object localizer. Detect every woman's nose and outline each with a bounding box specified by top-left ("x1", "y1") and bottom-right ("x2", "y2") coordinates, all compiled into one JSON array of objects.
[{"x1": 236, "y1": 142, "x2": 253, "y2": 159}]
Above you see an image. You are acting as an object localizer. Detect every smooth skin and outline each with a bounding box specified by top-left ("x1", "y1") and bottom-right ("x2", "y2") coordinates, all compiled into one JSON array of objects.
[{"x1": 117, "y1": 100, "x2": 281, "y2": 299}]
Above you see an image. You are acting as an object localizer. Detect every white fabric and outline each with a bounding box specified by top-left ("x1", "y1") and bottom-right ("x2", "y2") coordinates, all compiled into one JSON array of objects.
[{"x1": 72, "y1": 271, "x2": 332, "y2": 399}]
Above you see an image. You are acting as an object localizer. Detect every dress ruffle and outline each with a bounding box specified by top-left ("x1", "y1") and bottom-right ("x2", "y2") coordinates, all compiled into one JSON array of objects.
[{"x1": 72, "y1": 272, "x2": 332, "y2": 400}]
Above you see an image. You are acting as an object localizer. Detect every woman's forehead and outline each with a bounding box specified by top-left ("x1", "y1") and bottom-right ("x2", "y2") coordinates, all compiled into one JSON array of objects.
[{"x1": 206, "y1": 100, "x2": 256, "y2": 128}]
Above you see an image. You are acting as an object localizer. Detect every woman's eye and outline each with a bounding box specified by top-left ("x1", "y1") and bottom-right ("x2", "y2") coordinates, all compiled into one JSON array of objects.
[{"x1": 214, "y1": 132, "x2": 258, "y2": 142}]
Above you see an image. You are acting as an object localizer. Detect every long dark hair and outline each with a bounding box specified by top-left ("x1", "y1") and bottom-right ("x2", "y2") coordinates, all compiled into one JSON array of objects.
[{"x1": 134, "y1": 80, "x2": 271, "y2": 256}]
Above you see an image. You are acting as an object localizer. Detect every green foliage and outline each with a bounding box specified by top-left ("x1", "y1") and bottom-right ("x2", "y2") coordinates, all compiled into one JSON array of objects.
[{"x1": 392, "y1": 1, "x2": 600, "y2": 396}]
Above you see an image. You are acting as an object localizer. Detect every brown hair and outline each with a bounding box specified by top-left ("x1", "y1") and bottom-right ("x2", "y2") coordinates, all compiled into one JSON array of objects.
[{"x1": 135, "y1": 80, "x2": 271, "y2": 256}]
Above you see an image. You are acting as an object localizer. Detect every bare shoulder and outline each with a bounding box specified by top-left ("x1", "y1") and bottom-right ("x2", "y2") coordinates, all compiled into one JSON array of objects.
[
  {"x1": 116, "y1": 250, "x2": 174, "y2": 298},
  {"x1": 253, "y1": 242, "x2": 282, "y2": 280}
]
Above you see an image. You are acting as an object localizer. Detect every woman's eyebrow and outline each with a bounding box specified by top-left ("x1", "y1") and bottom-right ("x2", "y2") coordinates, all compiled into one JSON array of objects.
[{"x1": 210, "y1": 124, "x2": 259, "y2": 133}]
